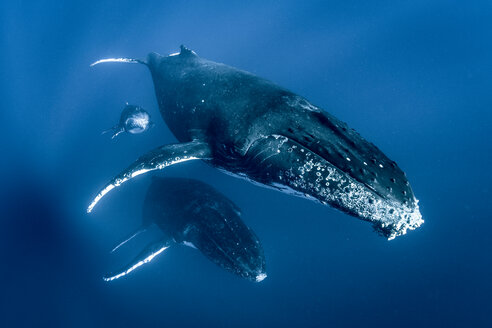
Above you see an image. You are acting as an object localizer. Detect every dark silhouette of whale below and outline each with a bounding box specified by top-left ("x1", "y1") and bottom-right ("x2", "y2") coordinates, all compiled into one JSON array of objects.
[
  {"x1": 88, "y1": 45, "x2": 423, "y2": 240},
  {"x1": 104, "y1": 177, "x2": 266, "y2": 282}
]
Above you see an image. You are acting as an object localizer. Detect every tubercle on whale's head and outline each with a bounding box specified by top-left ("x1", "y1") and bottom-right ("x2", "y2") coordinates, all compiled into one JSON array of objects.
[{"x1": 372, "y1": 199, "x2": 424, "y2": 240}]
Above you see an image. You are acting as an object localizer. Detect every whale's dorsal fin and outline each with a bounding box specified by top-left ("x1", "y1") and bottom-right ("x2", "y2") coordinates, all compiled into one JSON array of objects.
[{"x1": 179, "y1": 45, "x2": 197, "y2": 57}]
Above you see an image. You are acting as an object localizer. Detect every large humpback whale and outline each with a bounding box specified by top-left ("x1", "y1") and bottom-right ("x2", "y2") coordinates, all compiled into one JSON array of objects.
[
  {"x1": 88, "y1": 45, "x2": 423, "y2": 240},
  {"x1": 105, "y1": 177, "x2": 266, "y2": 282}
]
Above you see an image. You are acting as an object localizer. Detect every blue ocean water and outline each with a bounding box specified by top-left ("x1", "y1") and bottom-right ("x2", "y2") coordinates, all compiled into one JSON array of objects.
[{"x1": 1, "y1": 0, "x2": 491, "y2": 327}]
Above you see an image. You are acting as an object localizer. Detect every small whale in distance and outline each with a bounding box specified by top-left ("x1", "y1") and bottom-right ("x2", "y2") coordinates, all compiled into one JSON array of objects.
[
  {"x1": 102, "y1": 103, "x2": 153, "y2": 139},
  {"x1": 104, "y1": 177, "x2": 266, "y2": 283}
]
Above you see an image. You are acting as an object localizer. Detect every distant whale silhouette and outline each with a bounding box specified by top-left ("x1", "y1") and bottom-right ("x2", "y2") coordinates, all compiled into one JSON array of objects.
[
  {"x1": 88, "y1": 45, "x2": 423, "y2": 240},
  {"x1": 104, "y1": 177, "x2": 266, "y2": 282},
  {"x1": 102, "y1": 103, "x2": 153, "y2": 139}
]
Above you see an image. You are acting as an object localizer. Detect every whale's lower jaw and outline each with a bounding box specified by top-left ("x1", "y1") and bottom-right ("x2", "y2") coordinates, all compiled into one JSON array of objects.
[
  {"x1": 276, "y1": 158, "x2": 423, "y2": 240},
  {"x1": 371, "y1": 202, "x2": 423, "y2": 240},
  {"x1": 215, "y1": 134, "x2": 423, "y2": 240},
  {"x1": 217, "y1": 165, "x2": 423, "y2": 240},
  {"x1": 276, "y1": 178, "x2": 423, "y2": 240}
]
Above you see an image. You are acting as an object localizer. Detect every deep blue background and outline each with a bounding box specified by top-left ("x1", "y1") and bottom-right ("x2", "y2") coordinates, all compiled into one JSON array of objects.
[{"x1": 1, "y1": 0, "x2": 491, "y2": 327}]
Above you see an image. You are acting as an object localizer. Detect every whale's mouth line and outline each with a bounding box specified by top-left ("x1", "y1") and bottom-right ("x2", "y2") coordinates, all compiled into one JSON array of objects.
[
  {"x1": 224, "y1": 134, "x2": 388, "y2": 204},
  {"x1": 238, "y1": 134, "x2": 422, "y2": 239},
  {"x1": 268, "y1": 134, "x2": 390, "y2": 201},
  {"x1": 280, "y1": 130, "x2": 414, "y2": 207}
]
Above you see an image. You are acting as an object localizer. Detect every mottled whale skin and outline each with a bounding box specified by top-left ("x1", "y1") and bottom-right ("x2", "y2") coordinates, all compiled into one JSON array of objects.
[
  {"x1": 88, "y1": 46, "x2": 423, "y2": 240},
  {"x1": 102, "y1": 103, "x2": 153, "y2": 139},
  {"x1": 105, "y1": 177, "x2": 266, "y2": 282}
]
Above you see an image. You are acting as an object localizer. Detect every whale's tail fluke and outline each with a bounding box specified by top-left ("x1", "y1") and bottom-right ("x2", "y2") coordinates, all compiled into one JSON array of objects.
[{"x1": 90, "y1": 57, "x2": 147, "y2": 67}]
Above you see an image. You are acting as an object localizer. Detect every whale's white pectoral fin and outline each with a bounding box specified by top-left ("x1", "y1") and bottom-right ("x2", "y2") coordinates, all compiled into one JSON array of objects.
[
  {"x1": 103, "y1": 240, "x2": 170, "y2": 282},
  {"x1": 90, "y1": 57, "x2": 146, "y2": 67},
  {"x1": 87, "y1": 140, "x2": 212, "y2": 213}
]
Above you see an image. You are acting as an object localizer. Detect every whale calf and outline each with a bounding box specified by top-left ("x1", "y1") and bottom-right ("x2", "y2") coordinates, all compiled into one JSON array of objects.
[
  {"x1": 88, "y1": 45, "x2": 423, "y2": 240},
  {"x1": 102, "y1": 103, "x2": 153, "y2": 139},
  {"x1": 104, "y1": 177, "x2": 266, "y2": 282}
]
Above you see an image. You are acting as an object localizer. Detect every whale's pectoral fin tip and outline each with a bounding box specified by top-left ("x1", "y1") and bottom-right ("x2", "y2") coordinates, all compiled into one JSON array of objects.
[
  {"x1": 104, "y1": 240, "x2": 170, "y2": 282},
  {"x1": 111, "y1": 129, "x2": 124, "y2": 139},
  {"x1": 87, "y1": 140, "x2": 212, "y2": 213},
  {"x1": 90, "y1": 57, "x2": 147, "y2": 67}
]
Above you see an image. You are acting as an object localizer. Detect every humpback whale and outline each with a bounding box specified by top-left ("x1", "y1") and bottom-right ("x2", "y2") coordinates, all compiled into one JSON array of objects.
[
  {"x1": 105, "y1": 177, "x2": 266, "y2": 282},
  {"x1": 102, "y1": 103, "x2": 153, "y2": 139},
  {"x1": 88, "y1": 45, "x2": 423, "y2": 240}
]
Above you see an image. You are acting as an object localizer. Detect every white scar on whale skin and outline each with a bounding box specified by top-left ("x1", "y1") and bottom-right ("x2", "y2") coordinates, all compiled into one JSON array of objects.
[
  {"x1": 103, "y1": 246, "x2": 169, "y2": 282},
  {"x1": 90, "y1": 58, "x2": 143, "y2": 67}
]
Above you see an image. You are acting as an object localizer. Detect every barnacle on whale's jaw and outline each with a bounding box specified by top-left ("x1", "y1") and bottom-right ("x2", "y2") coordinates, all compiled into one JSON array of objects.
[
  {"x1": 370, "y1": 198, "x2": 423, "y2": 240},
  {"x1": 255, "y1": 272, "x2": 267, "y2": 282}
]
